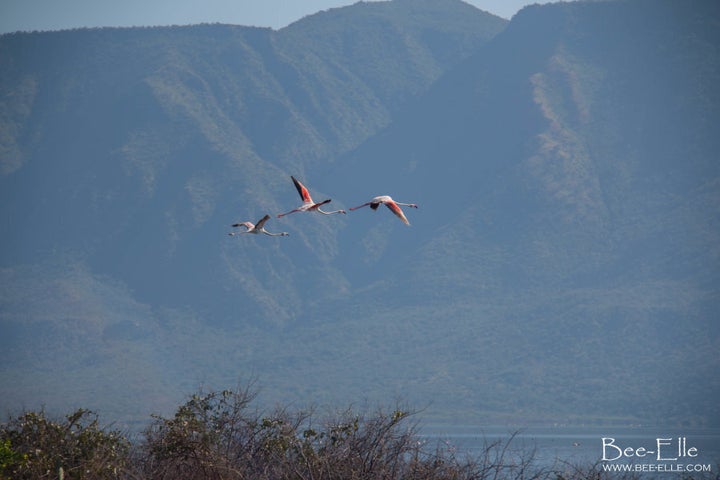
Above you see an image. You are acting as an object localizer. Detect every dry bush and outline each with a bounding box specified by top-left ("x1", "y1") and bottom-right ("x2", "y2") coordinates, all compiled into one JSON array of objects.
[{"x1": 0, "y1": 408, "x2": 129, "y2": 479}]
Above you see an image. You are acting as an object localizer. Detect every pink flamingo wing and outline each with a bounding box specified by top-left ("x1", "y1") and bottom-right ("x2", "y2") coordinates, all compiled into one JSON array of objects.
[
  {"x1": 310, "y1": 199, "x2": 332, "y2": 210},
  {"x1": 255, "y1": 214, "x2": 271, "y2": 228},
  {"x1": 232, "y1": 221, "x2": 254, "y2": 229},
  {"x1": 291, "y1": 176, "x2": 313, "y2": 203},
  {"x1": 385, "y1": 200, "x2": 410, "y2": 225}
]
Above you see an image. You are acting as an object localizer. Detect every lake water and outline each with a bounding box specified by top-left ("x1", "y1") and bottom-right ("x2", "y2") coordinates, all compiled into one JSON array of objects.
[{"x1": 420, "y1": 425, "x2": 720, "y2": 476}]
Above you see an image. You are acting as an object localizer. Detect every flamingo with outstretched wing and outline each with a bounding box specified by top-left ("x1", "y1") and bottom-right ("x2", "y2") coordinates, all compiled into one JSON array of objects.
[
  {"x1": 278, "y1": 176, "x2": 346, "y2": 217},
  {"x1": 229, "y1": 214, "x2": 289, "y2": 237},
  {"x1": 349, "y1": 195, "x2": 418, "y2": 225}
]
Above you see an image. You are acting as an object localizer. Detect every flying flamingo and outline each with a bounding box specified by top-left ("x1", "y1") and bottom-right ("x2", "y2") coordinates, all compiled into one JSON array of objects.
[
  {"x1": 349, "y1": 195, "x2": 418, "y2": 225},
  {"x1": 229, "y1": 214, "x2": 289, "y2": 237},
  {"x1": 277, "y1": 176, "x2": 346, "y2": 217}
]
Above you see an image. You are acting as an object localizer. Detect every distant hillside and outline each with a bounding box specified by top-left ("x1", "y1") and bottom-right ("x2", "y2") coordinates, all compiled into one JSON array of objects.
[
  {"x1": 1, "y1": 0, "x2": 718, "y2": 428},
  {"x1": 0, "y1": 0, "x2": 504, "y2": 318},
  {"x1": 325, "y1": 0, "x2": 720, "y2": 425}
]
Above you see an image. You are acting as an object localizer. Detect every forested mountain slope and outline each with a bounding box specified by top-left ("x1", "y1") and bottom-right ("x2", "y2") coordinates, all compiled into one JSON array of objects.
[{"x1": 1, "y1": 0, "x2": 718, "y2": 427}]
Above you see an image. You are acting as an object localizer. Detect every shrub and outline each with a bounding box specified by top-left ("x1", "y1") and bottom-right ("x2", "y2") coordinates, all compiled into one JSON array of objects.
[
  {"x1": 4, "y1": 386, "x2": 689, "y2": 479},
  {"x1": 0, "y1": 408, "x2": 129, "y2": 479},
  {"x1": 140, "y1": 387, "x2": 258, "y2": 479},
  {"x1": 137, "y1": 386, "x2": 530, "y2": 480}
]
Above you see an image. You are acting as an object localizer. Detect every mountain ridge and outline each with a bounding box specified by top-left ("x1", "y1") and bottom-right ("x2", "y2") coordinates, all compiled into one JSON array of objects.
[{"x1": 1, "y1": 0, "x2": 718, "y2": 427}]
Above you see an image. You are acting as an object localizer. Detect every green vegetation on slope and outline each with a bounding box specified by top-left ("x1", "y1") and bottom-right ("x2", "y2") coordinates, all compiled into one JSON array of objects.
[{"x1": 0, "y1": 0, "x2": 718, "y2": 428}]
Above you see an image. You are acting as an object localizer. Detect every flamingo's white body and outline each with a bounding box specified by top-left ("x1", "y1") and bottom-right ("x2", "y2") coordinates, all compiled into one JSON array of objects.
[
  {"x1": 349, "y1": 195, "x2": 418, "y2": 225},
  {"x1": 229, "y1": 214, "x2": 288, "y2": 237},
  {"x1": 278, "y1": 176, "x2": 346, "y2": 217}
]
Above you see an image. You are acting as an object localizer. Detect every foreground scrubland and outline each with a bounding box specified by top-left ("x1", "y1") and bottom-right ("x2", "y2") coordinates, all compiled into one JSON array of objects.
[{"x1": 6, "y1": 385, "x2": 715, "y2": 480}]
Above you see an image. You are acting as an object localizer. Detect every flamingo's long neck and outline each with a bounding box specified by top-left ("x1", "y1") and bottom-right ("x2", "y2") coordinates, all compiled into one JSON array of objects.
[{"x1": 318, "y1": 208, "x2": 345, "y2": 215}]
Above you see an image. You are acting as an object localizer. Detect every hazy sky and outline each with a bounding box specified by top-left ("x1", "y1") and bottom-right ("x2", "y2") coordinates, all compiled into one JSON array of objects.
[{"x1": 0, "y1": 0, "x2": 563, "y2": 34}]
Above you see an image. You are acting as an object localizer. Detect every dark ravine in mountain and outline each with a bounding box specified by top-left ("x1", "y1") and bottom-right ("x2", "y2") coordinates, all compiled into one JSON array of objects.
[{"x1": 1, "y1": 0, "x2": 718, "y2": 428}]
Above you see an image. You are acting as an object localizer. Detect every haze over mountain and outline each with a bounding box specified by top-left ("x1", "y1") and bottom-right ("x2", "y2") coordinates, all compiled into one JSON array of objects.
[{"x1": 1, "y1": 0, "x2": 718, "y2": 428}]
